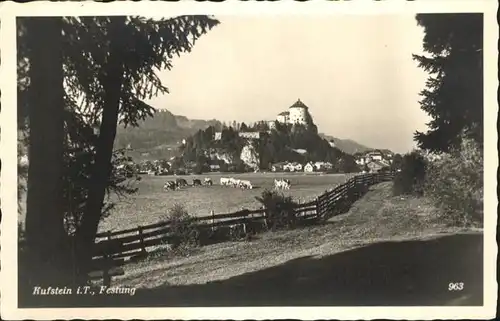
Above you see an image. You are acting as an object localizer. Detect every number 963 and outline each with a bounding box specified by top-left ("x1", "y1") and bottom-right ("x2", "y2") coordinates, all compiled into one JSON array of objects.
[{"x1": 448, "y1": 282, "x2": 464, "y2": 291}]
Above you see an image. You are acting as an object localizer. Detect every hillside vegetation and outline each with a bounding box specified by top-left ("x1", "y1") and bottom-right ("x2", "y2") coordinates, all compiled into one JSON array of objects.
[{"x1": 181, "y1": 121, "x2": 361, "y2": 173}]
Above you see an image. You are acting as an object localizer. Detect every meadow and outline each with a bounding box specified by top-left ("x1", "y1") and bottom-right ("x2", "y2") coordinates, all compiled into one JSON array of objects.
[{"x1": 99, "y1": 172, "x2": 351, "y2": 232}]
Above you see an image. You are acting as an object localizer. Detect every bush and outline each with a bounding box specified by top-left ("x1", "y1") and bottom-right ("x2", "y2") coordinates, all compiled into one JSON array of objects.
[
  {"x1": 255, "y1": 189, "x2": 298, "y2": 230},
  {"x1": 392, "y1": 151, "x2": 427, "y2": 196},
  {"x1": 424, "y1": 138, "x2": 483, "y2": 227},
  {"x1": 161, "y1": 204, "x2": 198, "y2": 250}
]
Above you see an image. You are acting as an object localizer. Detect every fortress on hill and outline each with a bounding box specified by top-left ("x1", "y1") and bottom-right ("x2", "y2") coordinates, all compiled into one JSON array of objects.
[
  {"x1": 213, "y1": 99, "x2": 313, "y2": 141},
  {"x1": 272, "y1": 98, "x2": 311, "y2": 127}
]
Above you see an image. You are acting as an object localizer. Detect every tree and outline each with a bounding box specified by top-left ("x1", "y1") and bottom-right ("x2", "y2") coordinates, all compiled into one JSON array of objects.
[
  {"x1": 18, "y1": 15, "x2": 219, "y2": 282},
  {"x1": 391, "y1": 153, "x2": 403, "y2": 171},
  {"x1": 72, "y1": 16, "x2": 219, "y2": 275},
  {"x1": 412, "y1": 13, "x2": 483, "y2": 153},
  {"x1": 22, "y1": 17, "x2": 68, "y2": 287}
]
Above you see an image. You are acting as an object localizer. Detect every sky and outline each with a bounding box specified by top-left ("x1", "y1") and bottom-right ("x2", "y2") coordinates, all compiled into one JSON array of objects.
[{"x1": 144, "y1": 15, "x2": 431, "y2": 154}]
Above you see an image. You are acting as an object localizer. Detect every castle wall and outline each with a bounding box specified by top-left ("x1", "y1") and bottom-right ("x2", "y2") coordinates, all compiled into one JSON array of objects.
[
  {"x1": 276, "y1": 114, "x2": 289, "y2": 123},
  {"x1": 289, "y1": 107, "x2": 308, "y2": 125}
]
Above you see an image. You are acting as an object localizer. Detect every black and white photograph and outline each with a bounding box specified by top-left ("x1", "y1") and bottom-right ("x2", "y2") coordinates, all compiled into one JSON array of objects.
[{"x1": 0, "y1": 1, "x2": 497, "y2": 320}]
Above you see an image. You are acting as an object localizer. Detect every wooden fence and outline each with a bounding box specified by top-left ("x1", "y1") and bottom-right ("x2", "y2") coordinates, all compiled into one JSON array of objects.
[{"x1": 92, "y1": 172, "x2": 395, "y2": 267}]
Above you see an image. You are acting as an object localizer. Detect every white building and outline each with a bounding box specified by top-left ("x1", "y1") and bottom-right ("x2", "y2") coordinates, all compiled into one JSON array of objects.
[
  {"x1": 276, "y1": 111, "x2": 290, "y2": 124},
  {"x1": 275, "y1": 99, "x2": 311, "y2": 126},
  {"x1": 304, "y1": 162, "x2": 315, "y2": 173},
  {"x1": 238, "y1": 132, "x2": 261, "y2": 139},
  {"x1": 314, "y1": 161, "x2": 333, "y2": 171},
  {"x1": 283, "y1": 162, "x2": 302, "y2": 172}
]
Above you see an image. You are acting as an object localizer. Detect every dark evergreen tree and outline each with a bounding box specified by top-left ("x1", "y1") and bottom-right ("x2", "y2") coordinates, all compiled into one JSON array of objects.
[{"x1": 412, "y1": 13, "x2": 483, "y2": 153}]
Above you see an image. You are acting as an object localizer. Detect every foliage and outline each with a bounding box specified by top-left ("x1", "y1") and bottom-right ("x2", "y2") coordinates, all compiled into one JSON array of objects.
[
  {"x1": 161, "y1": 204, "x2": 198, "y2": 249},
  {"x1": 255, "y1": 189, "x2": 298, "y2": 230},
  {"x1": 412, "y1": 13, "x2": 483, "y2": 153},
  {"x1": 424, "y1": 137, "x2": 483, "y2": 227},
  {"x1": 392, "y1": 151, "x2": 427, "y2": 196},
  {"x1": 180, "y1": 120, "x2": 359, "y2": 173},
  {"x1": 62, "y1": 148, "x2": 140, "y2": 235},
  {"x1": 17, "y1": 15, "x2": 219, "y2": 282},
  {"x1": 390, "y1": 153, "x2": 403, "y2": 171}
]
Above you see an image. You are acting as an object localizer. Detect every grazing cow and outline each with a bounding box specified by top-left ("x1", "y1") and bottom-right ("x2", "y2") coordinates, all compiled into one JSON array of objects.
[
  {"x1": 220, "y1": 177, "x2": 231, "y2": 186},
  {"x1": 204, "y1": 178, "x2": 213, "y2": 186},
  {"x1": 231, "y1": 178, "x2": 241, "y2": 188},
  {"x1": 175, "y1": 178, "x2": 188, "y2": 187},
  {"x1": 163, "y1": 181, "x2": 177, "y2": 191},
  {"x1": 238, "y1": 179, "x2": 253, "y2": 189},
  {"x1": 192, "y1": 179, "x2": 202, "y2": 186},
  {"x1": 274, "y1": 179, "x2": 291, "y2": 190},
  {"x1": 220, "y1": 177, "x2": 236, "y2": 187}
]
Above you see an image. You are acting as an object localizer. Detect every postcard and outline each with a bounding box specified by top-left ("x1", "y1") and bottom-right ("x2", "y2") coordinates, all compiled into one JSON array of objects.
[{"x1": 0, "y1": 0, "x2": 497, "y2": 319}]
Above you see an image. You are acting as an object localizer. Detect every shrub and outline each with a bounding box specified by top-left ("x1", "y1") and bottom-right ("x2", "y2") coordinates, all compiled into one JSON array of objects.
[
  {"x1": 255, "y1": 189, "x2": 298, "y2": 230},
  {"x1": 424, "y1": 138, "x2": 483, "y2": 227},
  {"x1": 161, "y1": 204, "x2": 198, "y2": 250},
  {"x1": 392, "y1": 151, "x2": 427, "y2": 196}
]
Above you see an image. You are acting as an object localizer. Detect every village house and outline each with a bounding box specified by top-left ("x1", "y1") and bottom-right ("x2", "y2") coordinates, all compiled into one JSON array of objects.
[
  {"x1": 303, "y1": 162, "x2": 315, "y2": 173},
  {"x1": 314, "y1": 161, "x2": 333, "y2": 171},
  {"x1": 365, "y1": 150, "x2": 384, "y2": 162},
  {"x1": 293, "y1": 162, "x2": 303, "y2": 171},
  {"x1": 238, "y1": 132, "x2": 261, "y2": 140},
  {"x1": 271, "y1": 162, "x2": 287, "y2": 172},
  {"x1": 209, "y1": 164, "x2": 220, "y2": 172},
  {"x1": 366, "y1": 160, "x2": 388, "y2": 173},
  {"x1": 355, "y1": 158, "x2": 366, "y2": 166},
  {"x1": 283, "y1": 162, "x2": 303, "y2": 172}
]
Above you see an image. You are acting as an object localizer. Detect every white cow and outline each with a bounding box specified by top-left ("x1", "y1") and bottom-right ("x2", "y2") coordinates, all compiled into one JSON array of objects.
[
  {"x1": 220, "y1": 177, "x2": 232, "y2": 186},
  {"x1": 239, "y1": 180, "x2": 253, "y2": 189},
  {"x1": 274, "y1": 179, "x2": 291, "y2": 190}
]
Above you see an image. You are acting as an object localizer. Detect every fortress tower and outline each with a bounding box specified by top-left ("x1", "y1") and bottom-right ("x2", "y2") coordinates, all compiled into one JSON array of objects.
[
  {"x1": 288, "y1": 98, "x2": 309, "y2": 125},
  {"x1": 273, "y1": 98, "x2": 313, "y2": 127}
]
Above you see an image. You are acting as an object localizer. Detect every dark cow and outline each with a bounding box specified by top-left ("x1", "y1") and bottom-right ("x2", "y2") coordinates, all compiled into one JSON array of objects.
[
  {"x1": 163, "y1": 181, "x2": 177, "y2": 191},
  {"x1": 192, "y1": 179, "x2": 202, "y2": 186},
  {"x1": 175, "y1": 178, "x2": 188, "y2": 187}
]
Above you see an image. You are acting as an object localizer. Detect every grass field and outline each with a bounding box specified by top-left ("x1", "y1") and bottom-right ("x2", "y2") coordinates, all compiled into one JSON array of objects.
[
  {"x1": 99, "y1": 172, "x2": 352, "y2": 232},
  {"x1": 51, "y1": 181, "x2": 482, "y2": 307},
  {"x1": 18, "y1": 181, "x2": 483, "y2": 308}
]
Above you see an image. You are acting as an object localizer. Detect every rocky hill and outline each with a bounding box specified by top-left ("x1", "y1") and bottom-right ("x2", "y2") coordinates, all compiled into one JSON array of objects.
[{"x1": 114, "y1": 106, "x2": 379, "y2": 160}]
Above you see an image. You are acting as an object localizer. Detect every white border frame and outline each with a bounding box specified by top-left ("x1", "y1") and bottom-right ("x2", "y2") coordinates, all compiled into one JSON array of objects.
[{"x1": 1, "y1": 1, "x2": 498, "y2": 319}]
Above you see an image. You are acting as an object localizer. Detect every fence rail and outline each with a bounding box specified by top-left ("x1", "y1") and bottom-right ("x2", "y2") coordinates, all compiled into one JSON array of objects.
[{"x1": 93, "y1": 172, "x2": 395, "y2": 265}]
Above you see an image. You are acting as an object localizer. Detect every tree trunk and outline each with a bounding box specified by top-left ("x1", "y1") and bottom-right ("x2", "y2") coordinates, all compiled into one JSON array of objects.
[
  {"x1": 23, "y1": 17, "x2": 67, "y2": 286},
  {"x1": 76, "y1": 17, "x2": 126, "y2": 276}
]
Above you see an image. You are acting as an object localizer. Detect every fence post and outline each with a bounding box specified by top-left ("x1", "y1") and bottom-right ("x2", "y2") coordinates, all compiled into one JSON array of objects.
[
  {"x1": 315, "y1": 196, "x2": 320, "y2": 219},
  {"x1": 103, "y1": 253, "x2": 111, "y2": 287},
  {"x1": 138, "y1": 226, "x2": 146, "y2": 254}
]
